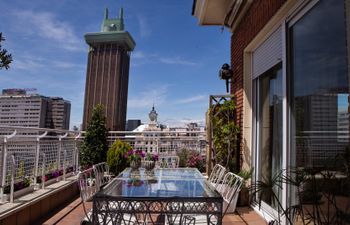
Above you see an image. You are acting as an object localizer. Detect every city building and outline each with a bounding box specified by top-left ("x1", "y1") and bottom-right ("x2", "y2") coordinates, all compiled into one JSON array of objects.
[
  {"x1": 47, "y1": 97, "x2": 71, "y2": 130},
  {"x1": 193, "y1": 0, "x2": 349, "y2": 222},
  {"x1": 132, "y1": 106, "x2": 206, "y2": 155},
  {"x1": 0, "y1": 89, "x2": 71, "y2": 130},
  {"x1": 82, "y1": 8, "x2": 136, "y2": 131},
  {"x1": 126, "y1": 119, "x2": 141, "y2": 131}
]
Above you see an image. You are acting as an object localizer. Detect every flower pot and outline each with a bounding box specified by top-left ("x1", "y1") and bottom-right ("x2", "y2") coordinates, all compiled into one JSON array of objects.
[
  {"x1": 238, "y1": 187, "x2": 250, "y2": 206},
  {"x1": 130, "y1": 160, "x2": 141, "y2": 170},
  {"x1": 143, "y1": 160, "x2": 155, "y2": 170}
]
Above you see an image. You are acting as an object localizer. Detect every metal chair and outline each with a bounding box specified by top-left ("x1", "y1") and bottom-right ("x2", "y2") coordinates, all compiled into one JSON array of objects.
[
  {"x1": 77, "y1": 167, "x2": 100, "y2": 224},
  {"x1": 93, "y1": 162, "x2": 111, "y2": 188},
  {"x1": 78, "y1": 167, "x2": 122, "y2": 225},
  {"x1": 208, "y1": 164, "x2": 226, "y2": 189},
  {"x1": 179, "y1": 172, "x2": 243, "y2": 225},
  {"x1": 158, "y1": 156, "x2": 179, "y2": 168}
]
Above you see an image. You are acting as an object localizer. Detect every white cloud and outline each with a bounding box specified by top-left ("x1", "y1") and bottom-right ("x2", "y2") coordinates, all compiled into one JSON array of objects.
[
  {"x1": 137, "y1": 15, "x2": 151, "y2": 38},
  {"x1": 159, "y1": 56, "x2": 199, "y2": 66},
  {"x1": 13, "y1": 56, "x2": 84, "y2": 71},
  {"x1": 132, "y1": 51, "x2": 146, "y2": 59},
  {"x1": 175, "y1": 95, "x2": 206, "y2": 104},
  {"x1": 162, "y1": 118, "x2": 205, "y2": 127},
  {"x1": 131, "y1": 51, "x2": 199, "y2": 67},
  {"x1": 11, "y1": 10, "x2": 83, "y2": 52},
  {"x1": 128, "y1": 85, "x2": 168, "y2": 108}
]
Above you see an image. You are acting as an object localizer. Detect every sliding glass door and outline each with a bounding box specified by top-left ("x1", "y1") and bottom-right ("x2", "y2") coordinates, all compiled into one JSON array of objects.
[{"x1": 255, "y1": 63, "x2": 283, "y2": 211}]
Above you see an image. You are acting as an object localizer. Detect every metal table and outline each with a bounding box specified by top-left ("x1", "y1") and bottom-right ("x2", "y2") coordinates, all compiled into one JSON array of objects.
[{"x1": 92, "y1": 168, "x2": 223, "y2": 225}]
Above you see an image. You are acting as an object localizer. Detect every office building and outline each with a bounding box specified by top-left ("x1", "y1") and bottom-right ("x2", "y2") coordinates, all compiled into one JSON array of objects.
[
  {"x1": 82, "y1": 8, "x2": 135, "y2": 131},
  {"x1": 0, "y1": 89, "x2": 71, "y2": 130}
]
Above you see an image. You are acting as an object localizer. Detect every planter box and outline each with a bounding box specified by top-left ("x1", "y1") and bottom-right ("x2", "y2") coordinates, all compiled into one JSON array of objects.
[
  {"x1": 2, "y1": 185, "x2": 35, "y2": 202},
  {"x1": 39, "y1": 172, "x2": 75, "y2": 188}
]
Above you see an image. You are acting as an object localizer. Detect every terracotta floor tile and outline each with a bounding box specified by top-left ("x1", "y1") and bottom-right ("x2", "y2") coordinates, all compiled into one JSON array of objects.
[{"x1": 38, "y1": 196, "x2": 267, "y2": 225}]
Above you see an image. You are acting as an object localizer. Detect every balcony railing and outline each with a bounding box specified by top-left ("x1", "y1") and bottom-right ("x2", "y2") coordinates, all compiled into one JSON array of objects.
[
  {"x1": 0, "y1": 125, "x2": 80, "y2": 203},
  {"x1": 0, "y1": 126, "x2": 206, "y2": 203}
]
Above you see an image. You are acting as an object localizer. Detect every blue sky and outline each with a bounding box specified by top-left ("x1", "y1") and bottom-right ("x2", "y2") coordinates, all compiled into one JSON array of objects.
[{"x1": 0, "y1": 0, "x2": 231, "y2": 129}]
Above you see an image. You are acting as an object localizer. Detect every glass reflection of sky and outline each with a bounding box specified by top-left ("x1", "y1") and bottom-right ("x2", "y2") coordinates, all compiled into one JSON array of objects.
[
  {"x1": 292, "y1": 0, "x2": 348, "y2": 97},
  {"x1": 338, "y1": 94, "x2": 348, "y2": 112}
]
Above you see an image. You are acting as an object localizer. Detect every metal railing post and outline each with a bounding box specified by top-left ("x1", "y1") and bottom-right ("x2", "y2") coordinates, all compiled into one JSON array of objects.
[
  {"x1": 74, "y1": 132, "x2": 81, "y2": 174},
  {"x1": 63, "y1": 149, "x2": 67, "y2": 181},
  {"x1": 10, "y1": 154, "x2": 15, "y2": 203},
  {"x1": 1, "y1": 130, "x2": 16, "y2": 203},
  {"x1": 34, "y1": 131, "x2": 47, "y2": 188},
  {"x1": 41, "y1": 153, "x2": 46, "y2": 189},
  {"x1": 57, "y1": 133, "x2": 68, "y2": 180}
]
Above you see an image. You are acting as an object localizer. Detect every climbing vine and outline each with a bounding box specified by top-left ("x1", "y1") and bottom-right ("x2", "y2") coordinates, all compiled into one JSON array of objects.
[{"x1": 209, "y1": 99, "x2": 240, "y2": 172}]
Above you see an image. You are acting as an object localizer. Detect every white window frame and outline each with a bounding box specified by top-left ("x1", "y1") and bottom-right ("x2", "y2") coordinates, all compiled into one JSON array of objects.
[{"x1": 243, "y1": 0, "x2": 321, "y2": 223}]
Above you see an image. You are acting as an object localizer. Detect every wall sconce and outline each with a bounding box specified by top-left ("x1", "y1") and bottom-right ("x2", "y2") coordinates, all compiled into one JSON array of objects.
[{"x1": 219, "y1": 63, "x2": 233, "y2": 93}]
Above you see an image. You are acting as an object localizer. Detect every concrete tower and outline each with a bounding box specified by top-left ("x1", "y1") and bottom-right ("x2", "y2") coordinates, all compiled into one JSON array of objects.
[{"x1": 82, "y1": 8, "x2": 135, "y2": 131}]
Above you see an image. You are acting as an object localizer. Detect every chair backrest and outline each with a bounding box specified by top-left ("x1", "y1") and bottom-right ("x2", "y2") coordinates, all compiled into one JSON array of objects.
[
  {"x1": 208, "y1": 164, "x2": 226, "y2": 188},
  {"x1": 217, "y1": 172, "x2": 243, "y2": 215},
  {"x1": 93, "y1": 162, "x2": 110, "y2": 188},
  {"x1": 158, "y1": 156, "x2": 179, "y2": 168},
  {"x1": 77, "y1": 167, "x2": 99, "y2": 202}
]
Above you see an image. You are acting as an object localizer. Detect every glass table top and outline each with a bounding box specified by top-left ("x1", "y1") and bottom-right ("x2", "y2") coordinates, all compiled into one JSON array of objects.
[{"x1": 97, "y1": 168, "x2": 221, "y2": 199}]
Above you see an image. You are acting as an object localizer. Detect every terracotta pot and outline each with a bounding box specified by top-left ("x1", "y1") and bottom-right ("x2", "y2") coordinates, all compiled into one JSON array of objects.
[{"x1": 238, "y1": 187, "x2": 250, "y2": 206}]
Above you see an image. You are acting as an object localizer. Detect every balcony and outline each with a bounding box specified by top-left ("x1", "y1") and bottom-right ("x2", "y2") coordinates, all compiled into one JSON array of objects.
[{"x1": 0, "y1": 125, "x2": 266, "y2": 224}]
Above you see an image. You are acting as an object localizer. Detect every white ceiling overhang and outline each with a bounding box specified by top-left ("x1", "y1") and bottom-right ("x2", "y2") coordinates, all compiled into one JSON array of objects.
[{"x1": 192, "y1": 0, "x2": 253, "y2": 32}]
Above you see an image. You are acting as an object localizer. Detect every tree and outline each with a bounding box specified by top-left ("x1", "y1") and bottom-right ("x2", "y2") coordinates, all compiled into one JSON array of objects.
[
  {"x1": 80, "y1": 104, "x2": 108, "y2": 166},
  {"x1": 0, "y1": 33, "x2": 13, "y2": 70}
]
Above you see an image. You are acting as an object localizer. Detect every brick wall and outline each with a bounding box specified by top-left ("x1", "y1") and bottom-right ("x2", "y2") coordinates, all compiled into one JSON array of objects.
[{"x1": 231, "y1": 0, "x2": 287, "y2": 168}]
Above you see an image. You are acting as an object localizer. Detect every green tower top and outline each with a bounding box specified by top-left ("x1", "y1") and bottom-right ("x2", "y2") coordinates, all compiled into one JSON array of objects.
[
  {"x1": 101, "y1": 8, "x2": 124, "y2": 32},
  {"x1": 84, "y1": 7, "x2": 136, "y2": 51}
]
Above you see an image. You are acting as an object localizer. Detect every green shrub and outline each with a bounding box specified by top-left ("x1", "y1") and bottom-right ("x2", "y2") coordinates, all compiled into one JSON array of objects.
[
  {"x1": 177, "y1": 148, "x2": 190, "y2": 167},
  {"x1": 107, "y1": 140, "x2": 132, "y2": 175}
]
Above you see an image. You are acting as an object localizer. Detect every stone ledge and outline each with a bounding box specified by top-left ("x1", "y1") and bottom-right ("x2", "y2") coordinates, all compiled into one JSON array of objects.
[{"x1": 0, "y1": 176, "x2": 79, "y2": 225}]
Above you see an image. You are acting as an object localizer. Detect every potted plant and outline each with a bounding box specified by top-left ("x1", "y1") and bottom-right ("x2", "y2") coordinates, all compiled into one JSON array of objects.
[
  {"x1": 237, "y1": 168, "x2": 253, "y2": 206},
  {"x1": 125, "y1": 149, "x2": 145, "y2": 170},
  {"x1": 144, "y1": 153, "x2": 158, "y2": 170}
]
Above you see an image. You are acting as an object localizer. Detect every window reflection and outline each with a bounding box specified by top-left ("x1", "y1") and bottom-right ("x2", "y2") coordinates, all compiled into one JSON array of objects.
[
  {"x1": 290, "y1": 0, "x2": 349, "y2": 169},
  {"x1": 290, "y1": 0, "x2": 349, "y2": 222}
]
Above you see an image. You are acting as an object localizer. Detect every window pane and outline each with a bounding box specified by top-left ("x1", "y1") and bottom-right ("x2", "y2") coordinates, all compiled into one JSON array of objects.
[
  {"x1": 258, "y1": 64, "x2": 283, "y2": 209},
  {"x1": 290, "y1": 0, "x2": 349, "y2": 169},
  {"x1": 290, "y1": 0, "x2": 349, "y2": 222}
]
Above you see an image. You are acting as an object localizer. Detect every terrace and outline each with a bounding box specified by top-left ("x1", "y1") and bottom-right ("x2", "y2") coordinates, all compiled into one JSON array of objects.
[{"x1": 0, "y1": 125, "x2": 266, "y2": 225}]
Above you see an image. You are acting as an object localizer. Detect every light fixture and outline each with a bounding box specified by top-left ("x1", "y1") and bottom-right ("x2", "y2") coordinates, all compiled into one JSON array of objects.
[{"x1": 219, "y1": 63, "x2": 233, "y2": 93}]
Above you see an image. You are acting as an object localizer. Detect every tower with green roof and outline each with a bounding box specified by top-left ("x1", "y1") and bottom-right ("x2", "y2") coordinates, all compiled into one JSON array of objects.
[{"x1": 82, "y1": 8, "x2": 135, "y2": 131}]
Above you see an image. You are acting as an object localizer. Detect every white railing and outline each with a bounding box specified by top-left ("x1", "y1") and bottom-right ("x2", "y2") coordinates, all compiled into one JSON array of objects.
[
  {"x1": 0, "y1": 126, "x2": 206, "y2": 203},
  {"x1": 0, "y1": 126, "x2": 80, "y2": 203}
]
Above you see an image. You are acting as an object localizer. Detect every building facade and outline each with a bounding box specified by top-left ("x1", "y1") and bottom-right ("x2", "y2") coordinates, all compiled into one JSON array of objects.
[
  {"x1": 82, "y1": 8, "x2": 135, "y2": 131},
  {"x1": 0, "y1": 89, "x2": 71, "y2": 129},
  {"x1": 193, "y1": 0, "x2": 349, "y2": 223}
]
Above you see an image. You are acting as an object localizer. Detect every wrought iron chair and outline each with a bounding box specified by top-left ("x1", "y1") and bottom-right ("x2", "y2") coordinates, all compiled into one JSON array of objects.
[
  {"x1": 78, "y1": 167, "x2": 100, "y2": 224},
  {"x1": 79, "y1": 167, "x2": 146, "y2": 225},
  {"x1": 178, "y1": 172, "x2": 243, "y2": 225},
  {"x1": 93, "y1": 162, "x2": 111, "y2": 188},
  {"x1": 158, "y1": 156, "x2": 179, "y2": 168},
  {"x1": 208, "y1": 164, "x2": 226, "y2": 189}
]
